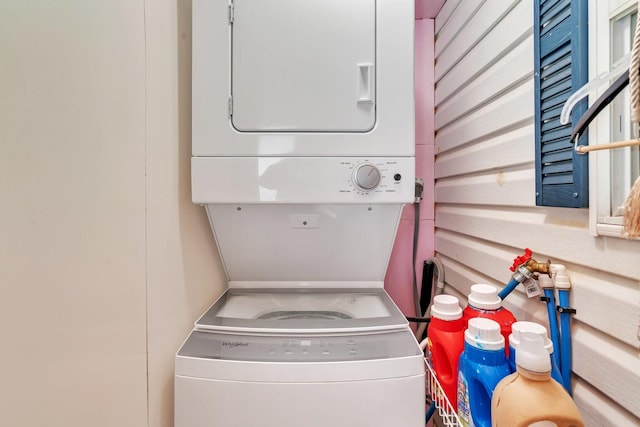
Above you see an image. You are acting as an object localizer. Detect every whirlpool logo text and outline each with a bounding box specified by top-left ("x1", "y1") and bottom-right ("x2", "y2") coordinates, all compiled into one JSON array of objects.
[{"x1": 222, "y1": 341, "x2": 249, "y2": 348}]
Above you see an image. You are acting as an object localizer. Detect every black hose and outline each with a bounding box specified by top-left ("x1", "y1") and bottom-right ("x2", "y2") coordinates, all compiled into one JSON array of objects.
[
  {"x1": 405, "y1": 316, "x2": 431, "y2": 323},
  {"x1": 420, "y1": 260, "x2": 435, "y2": 317}
]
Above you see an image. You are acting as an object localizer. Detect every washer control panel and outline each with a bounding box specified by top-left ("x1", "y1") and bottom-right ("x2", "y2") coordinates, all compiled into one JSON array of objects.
[{"x1": 179, "y1": 330, "x2": 420, "y2": 362}]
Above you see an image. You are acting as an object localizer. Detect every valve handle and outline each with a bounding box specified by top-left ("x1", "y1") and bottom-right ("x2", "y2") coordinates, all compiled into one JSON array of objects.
[{"x1": 509, "y1": 248, "x2": 533, "y2": 272}]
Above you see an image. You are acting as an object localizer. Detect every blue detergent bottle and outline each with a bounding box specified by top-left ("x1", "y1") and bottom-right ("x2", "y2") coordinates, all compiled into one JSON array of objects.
[
  {"x1": 457, "y1": 318, "x2": 511, "y2": 427},
  {"x1": 508, "y1": 321, "x2": 563, "y2": 385}
]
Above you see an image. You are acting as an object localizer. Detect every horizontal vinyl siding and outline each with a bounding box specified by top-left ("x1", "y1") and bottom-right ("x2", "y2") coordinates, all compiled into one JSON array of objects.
[{"x1": 434, "y1": 1, "x2": 640, "y2": 425}]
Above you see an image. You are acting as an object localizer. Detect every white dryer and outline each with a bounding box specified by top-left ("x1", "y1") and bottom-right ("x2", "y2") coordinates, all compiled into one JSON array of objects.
[
  {"x1": 178, "y1": 0, "x2": 422, "y2": 425},
  {"x1": 191, "y1": 0, "x2": 414, "y2": 158}
]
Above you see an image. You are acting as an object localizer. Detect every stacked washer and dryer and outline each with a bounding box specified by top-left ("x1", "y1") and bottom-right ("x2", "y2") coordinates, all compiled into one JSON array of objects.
[{"x1": 175, "y1": 1, "x2": 425, "y2": 426}]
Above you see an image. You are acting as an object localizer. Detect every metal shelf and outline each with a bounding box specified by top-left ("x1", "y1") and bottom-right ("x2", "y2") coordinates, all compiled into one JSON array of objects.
[{"x1": 425, "y1": 361, "x2": 463, "y2": 427}]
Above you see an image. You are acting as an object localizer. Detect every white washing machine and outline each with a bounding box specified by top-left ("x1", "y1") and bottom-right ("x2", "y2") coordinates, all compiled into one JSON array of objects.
[
  {"x1": 178, "y1": 0, "x2": 422, "y2": 425},
  {"x1": 175, "y1": 289, "x2": 425, "y2": 427},
  {"x1": 175, "y1": 205, "x2": 425, "y2": 427}
]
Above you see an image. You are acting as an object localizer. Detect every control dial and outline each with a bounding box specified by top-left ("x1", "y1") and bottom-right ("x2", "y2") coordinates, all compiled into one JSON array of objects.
[{"x1": 353, "y1": 164, "x2": 381, "y2": 190}]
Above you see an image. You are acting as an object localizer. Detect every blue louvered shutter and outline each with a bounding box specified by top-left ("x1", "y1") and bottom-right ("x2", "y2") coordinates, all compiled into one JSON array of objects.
[{"x1": 534, "y1": 0, "x2": 588, "y2": 207}]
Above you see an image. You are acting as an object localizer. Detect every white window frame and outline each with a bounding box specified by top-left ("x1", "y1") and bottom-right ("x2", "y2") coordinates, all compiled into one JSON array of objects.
[{"x1": 588, "y1": 0, "x2": 640, "y2": 238}]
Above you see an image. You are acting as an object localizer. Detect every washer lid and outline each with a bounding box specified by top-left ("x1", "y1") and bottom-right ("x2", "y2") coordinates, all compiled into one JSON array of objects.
[
  {"x1": 195, "y1": 288, "x2": 408, "y2": 334},
  {"x1": 206, "y1": 204, "x2": 406, "y2": 283}
]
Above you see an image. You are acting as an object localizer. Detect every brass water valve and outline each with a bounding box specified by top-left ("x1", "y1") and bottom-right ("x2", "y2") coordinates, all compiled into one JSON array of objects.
[{"x1": 509, "y1": 248, "x2": 551, "y2": 279}]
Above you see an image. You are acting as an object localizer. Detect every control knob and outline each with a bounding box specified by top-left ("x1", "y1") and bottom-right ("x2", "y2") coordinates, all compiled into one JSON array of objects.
[{"x1": 353, "y1": 164, "x2": 381, "y2": 190}]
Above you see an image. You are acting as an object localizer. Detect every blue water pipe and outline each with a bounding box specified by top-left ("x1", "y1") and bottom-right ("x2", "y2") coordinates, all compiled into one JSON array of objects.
[
  {"x1": 545, "y1": 264, "x2": 574, "y2": 395},
  {"x1": 558, "y1": 287, "x2": 573, "y2": 395},
  {"x1": 425, "y1": 401, "x2": 436, "y2": 424},
  {"x1": 538, "y1": 274, "x2": 562, "y2": 373},
  {"x1": 544, "y1": 288, "x2": 562, "y2": 371},
  {"x1": 497, "y1": 276, "x2": 521, "y2": 300}
]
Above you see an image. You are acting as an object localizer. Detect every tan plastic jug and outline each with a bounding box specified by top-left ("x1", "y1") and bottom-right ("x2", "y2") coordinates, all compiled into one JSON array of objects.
[{"x1": 491, "y1": 333, "x2": 584, "y2": 427}]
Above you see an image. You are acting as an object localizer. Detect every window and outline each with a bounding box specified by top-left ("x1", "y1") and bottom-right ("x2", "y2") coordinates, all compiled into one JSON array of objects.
[
  {"x1": 589, "y1": 0, "x2": 640, "y2": 237},
  {"x1": 534, "y1": 0, "x2": 589, "y2": 208}
]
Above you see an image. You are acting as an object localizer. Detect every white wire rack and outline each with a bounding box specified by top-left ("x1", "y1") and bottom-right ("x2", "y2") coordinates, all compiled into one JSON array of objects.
[{"x1": 425, "y1": 360, "x2": 463, "y2": 427}]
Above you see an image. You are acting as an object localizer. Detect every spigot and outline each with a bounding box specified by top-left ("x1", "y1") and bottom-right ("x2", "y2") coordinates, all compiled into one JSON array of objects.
[
  {"x1": 509, "y1": 248, "x2": 551, "y2": 280},
  {"x1": 499, "y1": 248, "x2": 550, "y2": 300},
  {"x1": 524, "y1": 258, "x2": 551, "y2": 278}
]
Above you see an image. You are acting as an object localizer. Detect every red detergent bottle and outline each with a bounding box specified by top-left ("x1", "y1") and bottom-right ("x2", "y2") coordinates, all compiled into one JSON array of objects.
[
  {"x1": 427, "y1": 294, "x2": 465, "y2": 411},
  {"x1": 462, "y1": 284, "x2": 517, "y2": 356}
]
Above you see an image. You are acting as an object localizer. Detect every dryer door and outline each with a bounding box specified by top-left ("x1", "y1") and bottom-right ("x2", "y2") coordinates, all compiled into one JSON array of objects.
[
  {"x1": 192, "y1": 0, "x2": 414, "y2": 157},
  {"x1": 231, "y1": 0, "x2": 376, "y2": 132}
]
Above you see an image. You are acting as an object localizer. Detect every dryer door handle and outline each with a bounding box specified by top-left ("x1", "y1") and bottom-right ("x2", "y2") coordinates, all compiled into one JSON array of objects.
[{"x1": 358, "y1": 63, "x2": 374, "y2": 104}]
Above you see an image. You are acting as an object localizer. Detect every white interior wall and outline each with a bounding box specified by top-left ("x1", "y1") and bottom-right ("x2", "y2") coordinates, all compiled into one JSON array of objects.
[
  {"x1": 0, "y1": 1, "x2": 225, "y2": 426},
  {"x1": 145, "y1": 1, "x2": 226, "y2": 426},
  {"x1": 434, "y1": 1, "x2": 640, "y2": 425},
  {"x1": 0, "y1": 1, "x2": 149, "y2": 425}
]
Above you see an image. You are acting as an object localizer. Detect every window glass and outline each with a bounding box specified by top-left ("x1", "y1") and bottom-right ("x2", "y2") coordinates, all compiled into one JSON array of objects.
[
  {"x1": 590, "y1": 0, "x2": 640, "y2": 236},
  {"x1": 610, "y1": 11, "x2": 640, "y2": 216}
]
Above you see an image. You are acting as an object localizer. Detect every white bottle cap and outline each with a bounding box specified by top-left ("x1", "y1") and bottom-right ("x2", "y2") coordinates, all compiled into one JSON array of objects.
[
  {"x1": 509, "y1": 321, "x2": 554, "y2": 355},
  {"x1": 467, "y1": 284, "x2": 502, "y2": 310},
  {"x1": 465, "y1": 317, "x2": 504, "y2": 351},
  {"x1": 516, "y1": 332, "x2": 551, "y2": 373},
  {"x1": 431, "y1": 294, "x2": 463, "y2": 320}
]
